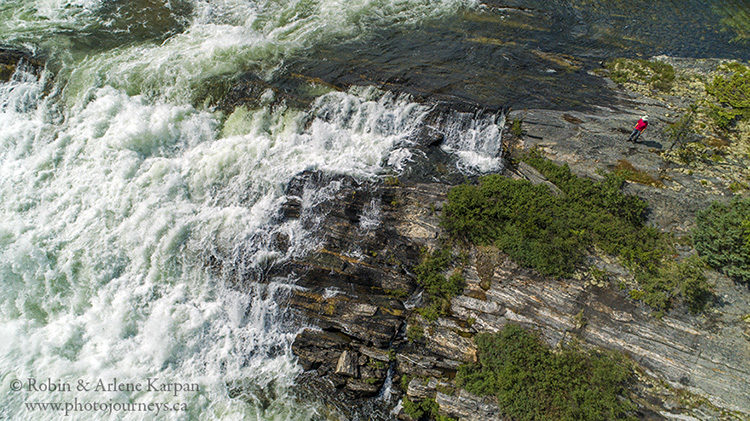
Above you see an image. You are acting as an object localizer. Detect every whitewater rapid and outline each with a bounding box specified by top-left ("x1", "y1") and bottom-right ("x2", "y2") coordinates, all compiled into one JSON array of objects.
[{"x1": 0, "y1": 0, "x2": 501, "y2": 419}]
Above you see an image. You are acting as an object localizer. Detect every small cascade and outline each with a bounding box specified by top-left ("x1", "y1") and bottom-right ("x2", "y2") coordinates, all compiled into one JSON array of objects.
[
  {"x1": 377, "y1": 364, "x2": 395, "y2": 402},
  {"x1": 439, "y1": 108, "x2": 506, "y2": 173}
]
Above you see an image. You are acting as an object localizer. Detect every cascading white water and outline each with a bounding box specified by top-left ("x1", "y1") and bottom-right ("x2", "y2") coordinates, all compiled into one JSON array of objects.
[
  {"x1": 0, "y1": 68, "x2": 433, "y2": 419},
  {"x1": 0, "y1": 1, "x2": 483, "y2": 419},
  {"x1": 440, "y1": 110, "x2": 505, "y2": 173}
]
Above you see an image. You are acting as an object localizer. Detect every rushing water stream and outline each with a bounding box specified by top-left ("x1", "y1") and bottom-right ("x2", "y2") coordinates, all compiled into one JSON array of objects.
[{"x1": 0, "y1": 0, "x2": 747, "y2": 419}]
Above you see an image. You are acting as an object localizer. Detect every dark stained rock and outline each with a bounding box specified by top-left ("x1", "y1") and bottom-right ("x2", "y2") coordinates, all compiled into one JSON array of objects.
[
  {"x1": 291, "y1": 328, "x2": 350, "y2": 372},
  {"x1": 0, "y1": 47, "x2": 44, "y2": 82}
]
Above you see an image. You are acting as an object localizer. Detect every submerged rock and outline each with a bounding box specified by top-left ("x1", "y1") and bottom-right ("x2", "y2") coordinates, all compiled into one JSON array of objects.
[{"x1": 0, "y1": 47, "x2": 44, "y2": 81}]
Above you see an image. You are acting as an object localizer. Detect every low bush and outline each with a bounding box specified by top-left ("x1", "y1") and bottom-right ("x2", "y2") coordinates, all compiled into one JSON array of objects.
[
  {"x1": 443, "y1": 152, "x2": 715, "y2": 313},
  {"x1": 631, "y1": 255, "x2": 712, "y2": 314},
  {"x1": 693, "y1": 197, "x2": 750, "y2": 285},
  {"x1": 706, "y1": 62, "x2": 750, "y2": 130},
  {"x1": 665, "y1": 105, "x2": 696, "y2": 144},
  {"x1": 402, "y1": 396, "x2": 455, "y2": 421},
  {"x1": 407, "y1": 323, "x2": 424, "y2": 342},
  {"x1": 443, "y1": 151, "x2": 666, "y2": 278},
  {"x1": 414, "y1": 248, "x2": 465, "y2": 321},
  {"x1": 509, "y1": 118, "x2": 523, "y2": 137},
  {"x1": 456, "y1": 324, "x2": 634, "y2": 421}
]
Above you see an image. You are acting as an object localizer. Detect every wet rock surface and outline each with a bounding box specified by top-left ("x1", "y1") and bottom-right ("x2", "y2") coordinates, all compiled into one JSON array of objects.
[
  {"x1": 0, "y1": 47, "x2": 44, "y2": 81},
  {"x1": 276, "y1": 172, "x2": 452, "y2": 401}
]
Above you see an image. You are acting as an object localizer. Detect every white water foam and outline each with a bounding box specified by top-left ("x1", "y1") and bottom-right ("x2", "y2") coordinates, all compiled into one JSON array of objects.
[
  {"x1": 0, "y1": 0, "x2": 482, "y2": 419},
  {"x1": 440, "y1": 110, "x2": 505, "y2": 173},
  {"x1": 0, "y1": 61, "x2": 432, "y2": 419}
]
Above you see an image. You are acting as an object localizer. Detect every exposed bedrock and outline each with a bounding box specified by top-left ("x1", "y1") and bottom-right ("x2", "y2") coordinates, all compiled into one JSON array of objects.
[{"x1": 274, "y1": 164, "x2": 749, "y2": 419}]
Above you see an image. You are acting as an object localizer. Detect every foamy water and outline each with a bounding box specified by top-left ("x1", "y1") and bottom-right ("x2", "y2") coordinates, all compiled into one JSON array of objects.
[
  {"x1": 0, "y1": 1, "x2": 496, "y2": 419},
  {"x1": 440, "y1": 110, "x2": 505, "y2": 173}
]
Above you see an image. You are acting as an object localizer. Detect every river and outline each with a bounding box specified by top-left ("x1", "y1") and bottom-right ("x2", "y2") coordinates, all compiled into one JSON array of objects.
[{"x1": 0, "y1": 1, "x2": 747, "y2": 419}]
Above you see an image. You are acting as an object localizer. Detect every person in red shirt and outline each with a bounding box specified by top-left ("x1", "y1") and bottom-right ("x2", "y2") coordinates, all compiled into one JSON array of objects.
[{"x1": 628, "y1": 115, "x2": 648, "y2": 143}]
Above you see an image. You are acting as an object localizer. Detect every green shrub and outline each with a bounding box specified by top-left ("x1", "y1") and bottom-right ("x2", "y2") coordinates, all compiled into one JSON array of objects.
[
  {"x1": 400, "y1": 375, "x2": 412, "y2": 392},
  {"x1": 385, "y1": 175, "x2": 401, "y2": 186},
  {"x1": 693, "y1": 197, "x2": 750, "y2": 285},
  {"x1": 414, "y1": 249, "x2": 465, "y2": 321},
  {"x1": 443, "y1": 175, "x2": 580, "y2": 277},
  {"x1": 402, "y1": 397, "x2": 455, "y2": 421},
  {"x1": 443, "y1": 151, "x2": 665, "y2": 278},
  {"x1": 707, "y1": 63, "x2": 750, "y2": 129},
  {"x1": 707, "y1": 105, "x2": 739, "y2": 130},
  {"x1": 633, "y1": 255, "x2": 712, "y2": 314},
  {"x1": 407, "y1": 323, "x2": 424, "y2": 342},
  {"x1": 456, "y1": 324, "x2": 634, "y2": 421},
  {"x1": 416, "y1": 300, "x2": 449, "y2": 322},
  {"x1": 415, "y1": 248, "x2": 451, "y2": 293},
  {"x1": 385, "y1": 288, "x2": 409, "y2": 299},
  {"x1": 679, "y1": 259, "x2": 713, "y2": 314},
  {"x1": 442, "y1": 152, "x2": 718, "y2": 313},
  {"x1": 729, "y1": 181, "x2": 748, "y2": 193},
  {"x1": 665, "y1": 105, "x2": 696, "y2": 143},
  {"x1": 509, "y1": 118, "x2": 523, "y2": 137},
  {"x1": 648, "y1": 61, "x2": 676, "y2": 91},
  {"x1": 609, "y1": 70, "x2": 629, "y2": 84},
  {"x1": 402, "y1": 396, "x2": 431, "y2": 420}
]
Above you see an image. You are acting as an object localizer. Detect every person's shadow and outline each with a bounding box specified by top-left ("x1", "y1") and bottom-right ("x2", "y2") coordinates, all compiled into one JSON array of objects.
[{"x1": 637, "y1": 139, "x2": 663, "y2": 149}]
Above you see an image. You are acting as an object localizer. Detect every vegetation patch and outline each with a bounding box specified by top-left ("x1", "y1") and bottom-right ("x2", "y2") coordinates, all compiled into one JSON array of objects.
[
  {"x1": 384, "y1": 288, "x2": 409, "y2": 299},
  {"x1": 456, "y1": 324, "x2": 634, "y2": 421},
  {"x1": 604, "y1": 58, "x2": 675, "y2": 92},
  {"x1": 706, "y1": 62, "x2": 750, "y2": 130},
  {"x1": 402, "y1": 396, "x2": 455, "y2": 421},
  {"x1": 630, "y1": 255, "x2": 712, "y2": 314},
  {"x1": 729, "y1": 181, "x2": 748, "y2": 193},
  {"x1": 413, "y1": 248, "x2": 465, "y2": 321},
  {"x1": 508, "y1": 118, "x2": 523, "y2": 137},
  {"x1": 443, "y1": 151, "x2": 665, "y2": 278},
  {"x1": 613, "y1": 160, "x2": 663, "y2": 187},
  {"x1": 385, "y1": 175, "x2": 401, "y2": 186},
  {"x1": 693, "y1": 197, "x2": 750, "y2": 285},
  {"x1": 443, "y1": 152, "x2": 713, "y2": 313},
  {"x1": 665, "y1": 104, "x2": 697, "y2": 144},
  {"x1": 407, "y1": 323, "x2": 424, "y2": 342}
]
